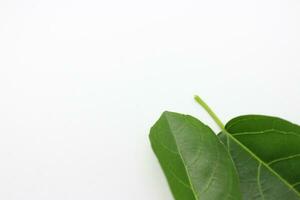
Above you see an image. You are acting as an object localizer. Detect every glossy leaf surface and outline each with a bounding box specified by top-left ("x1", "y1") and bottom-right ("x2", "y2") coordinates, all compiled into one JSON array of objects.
[
  {"x1": 150, "y1": 111, "x2": 241, "y2": 200},
  {"x1": 220, "y1": 115, "x2": 300, "y2": 200}
]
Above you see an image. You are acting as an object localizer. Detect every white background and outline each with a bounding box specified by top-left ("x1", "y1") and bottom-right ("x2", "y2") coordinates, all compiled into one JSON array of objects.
[{"x1": 0, "y1": 0, "x2": 299, "y2": 199}]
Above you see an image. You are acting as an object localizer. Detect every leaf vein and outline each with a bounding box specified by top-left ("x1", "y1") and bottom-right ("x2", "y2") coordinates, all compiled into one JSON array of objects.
[
  {"x1": 169, "y1": 167, "x2": 192, "y2": 189},
  {"x1": 257, "y1": 163, "x2": 265, "y2": 200},
  {"x1": 232, "y1": 129, "x2": 300, "y2": 138},
  {"x1": 268, "y1": 154, "x2": 300, "y2": 165}
]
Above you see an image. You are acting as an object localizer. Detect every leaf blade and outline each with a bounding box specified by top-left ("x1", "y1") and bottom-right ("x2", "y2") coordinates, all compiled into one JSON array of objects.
[
  {"x1": 220, "y1": 115, "x2": 300, "y2": 200},
  {"x1": 150, "y1": 111, "x2": 241, "y2": 200}
]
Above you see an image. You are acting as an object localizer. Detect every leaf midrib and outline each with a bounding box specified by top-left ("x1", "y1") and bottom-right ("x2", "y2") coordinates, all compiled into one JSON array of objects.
[
  {"x1": 164, "y1": 115, "x2": 200, "y2": 200},
  {"x1": 224, "y1": 129, "x2": 300, "y2": 197}
]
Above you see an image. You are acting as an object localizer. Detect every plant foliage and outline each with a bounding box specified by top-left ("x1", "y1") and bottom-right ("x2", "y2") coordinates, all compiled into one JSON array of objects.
[{"x1": 149, "y1": 96, "x2": 300, "y2": 200}]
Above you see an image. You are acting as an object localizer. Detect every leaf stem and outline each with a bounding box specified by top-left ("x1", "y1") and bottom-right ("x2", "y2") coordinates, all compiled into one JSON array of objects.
[{"x1": 194, "y1": 95, "x2": 225, "y2": 130}]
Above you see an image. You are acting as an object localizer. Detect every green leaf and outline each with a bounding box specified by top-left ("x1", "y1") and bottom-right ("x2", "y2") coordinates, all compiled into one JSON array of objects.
[
  {"x1": 220, "y1": 115, "x2": 300, "y2": 200},
  {"x1": 149, "y1": 111, "x2": 242, "y2": 200}
]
